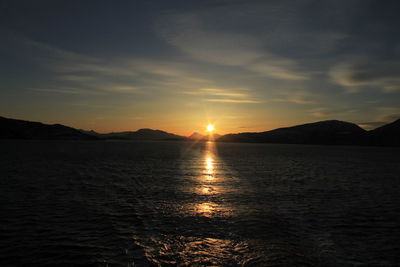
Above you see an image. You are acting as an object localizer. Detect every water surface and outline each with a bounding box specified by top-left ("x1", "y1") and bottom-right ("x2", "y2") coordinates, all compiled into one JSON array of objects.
[{"x1": 0, "y1": 140, "x2": 399, "y2": 266}]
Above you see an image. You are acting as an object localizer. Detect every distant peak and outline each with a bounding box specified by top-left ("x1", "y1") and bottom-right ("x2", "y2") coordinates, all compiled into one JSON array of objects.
[{"x1": 137, "y1": 128, "x2": 165, "y2": 133}]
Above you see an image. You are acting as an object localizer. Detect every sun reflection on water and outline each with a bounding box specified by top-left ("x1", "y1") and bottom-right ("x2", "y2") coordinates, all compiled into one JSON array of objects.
[
  {"x1": 204, "y1": 141, "x2": 217, "y2": 181},
  {"x1": 181, "y1": 141, "x2": 233, "y2": 217},
  {"x1": 197, "y1": 185, "x2": 216, "y2": 195},
  {"x1": 146, "y1": 141, "x2": 241, "y2": 265},
  {"x1": 205, "y1": 156, "x2": 214, "y2": 180},
  {"x1": 197, "y1": 202, "x2": 215, "y2": 214},
  {"x1": 195, "y1": 202, "x2": 230, "y2": 217}
]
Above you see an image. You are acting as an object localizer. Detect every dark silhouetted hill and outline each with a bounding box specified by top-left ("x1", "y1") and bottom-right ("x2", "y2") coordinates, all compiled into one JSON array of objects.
[
  {"x1": 93, "y1": 128, "x2": 187, "y2": 141},
  {"x1": 0, "y1": 116, "x2": 97, "y2": 140},
  {"x1": 188, "y1": 132, "x2": 221, "y2": 141},
  {"x1": 3, "y1": 116, "x2": 399, "y2": 146},
  {"x1": 188, "y1": 132, "x2": 205, "y2": 141},
  {"x1": 218, "y1": 120, "x2": 367, "y2": 145},
  {"x1": 366, "y1": 119, "x2": 400, "y2": 146}
]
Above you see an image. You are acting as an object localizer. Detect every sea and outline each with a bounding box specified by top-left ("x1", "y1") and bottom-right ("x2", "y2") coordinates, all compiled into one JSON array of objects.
[{"x1": 0, "y1": 140, "x2": 399, "y2": 266}]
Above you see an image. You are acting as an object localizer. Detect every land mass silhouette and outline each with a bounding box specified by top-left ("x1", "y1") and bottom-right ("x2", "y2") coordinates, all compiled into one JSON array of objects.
[
  {"x1": 0, "y1": 116, "x2": 96, "y2": 140},
  {"x1": 188, "y1": 132, "x2": 222, "y2": 141},
  {"x1": 218, "y1": 120, "x2": 400, "y2": 146},
  {"x1": 0, "y1": 116, "x2": 399, "y2": 146},
  {"x1": 81, "y1": 128, "x2": 186, "y2": 141},
  {"x1": 218, "y1": 120, "x2": 364, "y2": 144},
  {"x1": 365, "y1": 119, "x2": 400, "y2": 146}
]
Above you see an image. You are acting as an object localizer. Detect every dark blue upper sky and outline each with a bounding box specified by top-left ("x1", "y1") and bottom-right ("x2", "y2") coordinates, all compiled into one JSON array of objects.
[{"x1": 1, "y1": 0, "x2": 399, "y2": 134}]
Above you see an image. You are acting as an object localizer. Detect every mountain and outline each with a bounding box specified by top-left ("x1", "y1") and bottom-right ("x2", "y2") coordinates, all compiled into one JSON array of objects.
[
  {"x1": 95, "y1": 128, "x2": 187, "y2": 141},
  {"x1": 213, "y1": 133, "x2": 222, "y2": 139},
  {"x1": 188, "y1": 132, "x2": 221, "y2": 141},
  {"x1": 218, "y1": 120, "x2": 366, "y2": 145},
  {"x1": 79, "y1": 129, "x2": 101, "y2": 137},
  {"x1": 188, "y1": 132, "x2": 206, "y2": 141},
  {"x1": 366, "y1": 119, "x2": 400, "y2": 146},
  {"x1": 0, "y1": 116, "x2": 97, "y2": 140},
  {"x1": 3, "y1": 116, "x2": 398, "y2": 145}
]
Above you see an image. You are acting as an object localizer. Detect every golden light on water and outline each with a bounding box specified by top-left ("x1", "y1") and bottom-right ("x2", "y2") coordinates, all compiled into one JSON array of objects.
[
  {"x1": 204, "y1": 141, "x2": 217, "y2": 181},
  {"x1": 195, "y1": 202, "x2": 232, "y2": 217},
  {"x1": 198, "y1": 185, "x2": 216, "y2": 195},
  {"x1": 180, "y1": 140, "x2": 233, "y2": 218},
  {"x1": 205, "y1": 156, "x2": 213, "y2": 173},
  {"x1": 195, "y1": 202, "x2": 221, "y2": 216}
]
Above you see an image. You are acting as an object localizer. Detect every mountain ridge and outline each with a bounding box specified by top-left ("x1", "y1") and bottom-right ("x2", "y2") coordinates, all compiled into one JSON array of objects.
[
  {"x1": 0, "y1": 116, "x2": 97, "y2": 140},
  {"x1": 187, "y1": 132, "x2": 221, "y2": 141},
  {"x1": 1, "y1": 116, "x2": 399, "y2": 146},
  {"x1": 217, "y1": 119, "x2": 398, "y2": 146},
  {"x1": 81, "y1": 128, "x2": 186, "y2": 141},
  {"x1": 366, "y1": 119, "x2": 400, "y2": 146}
]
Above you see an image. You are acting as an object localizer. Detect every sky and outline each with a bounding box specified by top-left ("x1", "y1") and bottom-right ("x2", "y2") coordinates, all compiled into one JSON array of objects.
[{"x1": 1, "y1": 0, "x2": 400, "y2": 135}]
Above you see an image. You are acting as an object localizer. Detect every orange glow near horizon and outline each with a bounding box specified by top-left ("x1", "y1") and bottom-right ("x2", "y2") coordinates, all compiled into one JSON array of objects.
[{"x1": 60, "y1": 113, "x2": 289, "y2": 137}]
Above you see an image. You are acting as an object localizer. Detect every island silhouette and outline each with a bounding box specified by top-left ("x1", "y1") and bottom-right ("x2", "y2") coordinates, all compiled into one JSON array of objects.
[{"x1": 0, "y1": 116, "x2": 399, "y2": 146}]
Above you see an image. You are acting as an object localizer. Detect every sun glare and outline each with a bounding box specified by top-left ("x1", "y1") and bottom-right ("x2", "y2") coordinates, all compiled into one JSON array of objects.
[{"x1": 207, "y1": 124, "x2": 215, "y2": 132}]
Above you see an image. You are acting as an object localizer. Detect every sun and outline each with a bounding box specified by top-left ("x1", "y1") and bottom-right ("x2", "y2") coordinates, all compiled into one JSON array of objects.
[{"x1": 206, "y1": 124, "x2": 215, "y2": 133}]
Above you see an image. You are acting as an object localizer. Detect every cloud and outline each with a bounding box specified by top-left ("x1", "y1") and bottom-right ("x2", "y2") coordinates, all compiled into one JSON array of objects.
[
  {"x1": 358, "y1": 107, "x2": 400, "y2": 130},
  {"x1": 102, "y1": 85, "x2": 138, "y2": 92},
  {"x1": 271, "y1": 91, "x2": 315, "y2": 104},
  {"x1": 194, "y1": 0, "x2": 260, "y2": 8},
  {"x1": 18, "y1": 35, "x2": 215, "y2": 96},
  {"x1": 8, "y1": 35, "x2": 143, "y2": 95},
  {"x1": 330, "y1": 59, "x2": 400, "y2": 92},
  {"x1": 185, "y1": 87, "x2": 260, "y2": 104},
  {"x1": 30, "y1": 87, "x2": 105, "y2": 95},
  {"x1": 20, "y1": 36, "x2": 97, "y2": 64},
  {"x1": 57, "y1": 75, "x2": 96, "y2": 82},
  {"x1": 159, "y1": 13, "x2": 263, "y2": 66},
  {"x1": 310, "y1": 111, "x2": 332, "y2": 117},
  {"x1": 383, "y1": 85, "x2": 400, "y2": 92},
  {"x1": 248, "y1": 60, "x2": 309, "y2": 81},
  {"x1": 204, "y1": 98, "x2": 261, "y2": 103},
  {"x1": 378, "y1": 113, "x2": 400, "y2": 122},
  {"x1": 69, "y1": 103, "x2": 117, "y2": 109},
  {"x1": 185, "y1": 88, "x2": 249, "y2": 97},
  {"x1": 357, "y1": 121, "x2": 386, "y2": 130},
  {"x1": 157, "y1": 13, "x2": 311, "y2": 81},
  {"x1": 375, "y1": 107, "x2": 400, "y2": 122}
]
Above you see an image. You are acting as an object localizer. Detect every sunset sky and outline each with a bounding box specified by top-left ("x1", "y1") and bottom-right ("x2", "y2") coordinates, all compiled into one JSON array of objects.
[{"x1": 1, "y1": 0, "x2": 399, "y2": 135}]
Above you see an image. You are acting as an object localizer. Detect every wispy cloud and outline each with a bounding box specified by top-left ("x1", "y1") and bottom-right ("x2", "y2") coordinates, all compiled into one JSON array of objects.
[
  {"x1": 357, "y1": 121, "x2": 386, "y2": 130},
  {"x1": 202, "y1": 88, "x2": 248, "y2": 95},
  {"x1": 271, "y1": 91, "x2": 315, "y2": 105},
  {"x1": 204, "y1": 98, "x2": 261, "y2": 103},
  {"x1": 330, "y1": 58, "x2": 400, "y2": 93},
  {"x1": 30, "y1": 87, "x2": 105, "y2": 95},
  {"x1": 157, "y1": 13, "x2": 311, "y2": 81},
  {"x1": 185, "y1": 87, "x2": 260, "y2": 104},
  {"x1": 383, "y1": 85, "x2": 400, "y2": 92},
  {"x1": 247, "y1": 59, "x2": 309, "y2": 81},
  {"x1": 159, "y1": 13, "x2": 262, "y2": 66},
  {"x1": 375, "y1": 107, "x2": 400, "y2": 121},
  {"x1": 19, "y1": 35, "x2": 214, "y2": 96},
  {"x1": 102, "y1": 85, "x2": 138, "y2": 93},
  {"x1": 357, "y1": 107, "x2": 400, "y2": 129},
  {"x1": 185, "y1": 88, "x2": 249, "y2": 97},
  {"x1": 23, "y1": 37, "x2": 97, "y2": 63},
  {"x1": 309, "y1": 110, "x2": 332, "y2": 117},
  {"x1": 57, "y1": 75, "x2": 96, "y2": 82}
]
